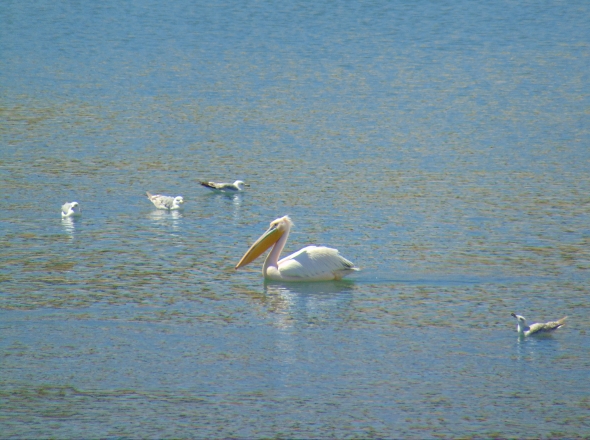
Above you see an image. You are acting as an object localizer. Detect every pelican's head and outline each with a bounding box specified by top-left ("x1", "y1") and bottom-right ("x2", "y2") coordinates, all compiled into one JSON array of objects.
[
  {"x1": 235, "y1": 216, "x2": 292, "y2": 269},
  {"x1": 234, "y1": 180, "x2": 249, "y2": 190},
  {"x1": 173, "y1": 196, "x2": 184, "y2": 206}
]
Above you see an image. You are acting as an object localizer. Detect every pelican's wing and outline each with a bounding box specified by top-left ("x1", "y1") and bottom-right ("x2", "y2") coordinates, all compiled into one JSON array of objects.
[
  {"x1": 278, "y1": 246, "x2": 358, "y2": 280},
  {"x1": 61, "y1": 203, "x2": 73, "y2": 214},
  {"x1": 528, "y1": 317, "x2": 567, "y2": 335}
]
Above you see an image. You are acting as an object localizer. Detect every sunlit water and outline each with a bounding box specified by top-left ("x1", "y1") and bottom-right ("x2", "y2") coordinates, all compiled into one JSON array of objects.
[{"x1": 1, "y1": 0, "x2": 589, "y2": 437}]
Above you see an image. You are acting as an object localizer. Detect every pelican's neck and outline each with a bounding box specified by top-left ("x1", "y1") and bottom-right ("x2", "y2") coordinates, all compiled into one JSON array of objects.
[{"x1": 263, "y1": 228, "x2": 289, "y2": 273}]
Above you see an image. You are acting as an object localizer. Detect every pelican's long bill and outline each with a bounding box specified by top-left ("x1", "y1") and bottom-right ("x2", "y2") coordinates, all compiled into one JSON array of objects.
[{"x1": 235, "y1": 224, "x2": 283, "y2": 269}]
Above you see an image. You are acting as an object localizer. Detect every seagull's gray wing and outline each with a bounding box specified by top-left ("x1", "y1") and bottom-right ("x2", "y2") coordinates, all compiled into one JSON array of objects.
[
  {"x1": 528, "y1": 317, "x2": 567, "y2": 335},
  {"x1": 147, "y1": 192, "x2": 175, "y2": 209},
  {"x1": 200, "y1": 181, "x2": 220, "y2": 190},
  {"x1": 200, "y1": 181, "x2": 237, "y2": 191},
  {"x1": 156, "y1": 195, "x2": 175, "y2": 209}
]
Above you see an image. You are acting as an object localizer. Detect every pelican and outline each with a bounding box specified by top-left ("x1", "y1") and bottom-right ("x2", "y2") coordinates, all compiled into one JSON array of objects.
[
  {"x1": 200, "y1": 180, "x2": 248, "y2": 193},
  {"x1": 235, "y1": 216, "x2": 358, "y2": 282},
  {"x1": 511, "y1": 313, "x2": 567, "y2": 337},
  {"x1": 146, "y1": 192, "x2": 184, "y2": 210},
  {"x1": 61, "y1": 201, "x2": 81, "y2": 218}
]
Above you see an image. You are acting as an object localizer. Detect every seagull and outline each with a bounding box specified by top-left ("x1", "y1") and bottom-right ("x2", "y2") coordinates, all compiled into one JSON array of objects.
[
  {"x1": 61, "y1": 202, "x2": 81, "y2": 218},
  {"x1": 200, "y1": 180, "x2": 249, "y2": 193},
  {"x1": 511, "y1": 313, "x2": 567, "y2": 337},
  {"x1": 146, "y1": 192, "x2": 184, "y2": 210}
]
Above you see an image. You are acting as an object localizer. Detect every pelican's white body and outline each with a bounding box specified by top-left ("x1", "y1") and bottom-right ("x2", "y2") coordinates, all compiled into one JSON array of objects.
[{"x1": 265, "y1": 245, "x2": 357, "y2": 282}]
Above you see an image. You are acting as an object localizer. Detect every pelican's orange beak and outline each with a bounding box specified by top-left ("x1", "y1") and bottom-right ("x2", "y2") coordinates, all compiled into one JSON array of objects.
[{"x1": 235, "y1": 224, "x2": 283, "y2": 269}]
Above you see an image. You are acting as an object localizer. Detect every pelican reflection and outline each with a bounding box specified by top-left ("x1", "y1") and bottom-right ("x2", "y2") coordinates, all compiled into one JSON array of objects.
[{"x1": 263, "y1": 281, "x2": 356, "y2": 328}]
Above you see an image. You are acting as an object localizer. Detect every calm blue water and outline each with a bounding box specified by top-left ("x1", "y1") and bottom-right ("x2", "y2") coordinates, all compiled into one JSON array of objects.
[{"x1": 1, "y1": 0, "x2": 589, "y2": 437}]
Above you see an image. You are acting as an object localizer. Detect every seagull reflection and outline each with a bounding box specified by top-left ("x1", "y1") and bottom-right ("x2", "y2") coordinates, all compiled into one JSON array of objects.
[
  {"x1": 61, "y1": 216, "x2": 76, "y2": 238},
  {"x1": 513, "y1": 332, "x2": 560, "y2": 368},
  {"x1": 148, "y1": 210, "x2": 183, "y2": 231},
  {"x1": 205, "y1": 191, "x2": 243, "y2": 225},
  {"x1": 231, "y1": 193, "x2": 242, "y2": 224}
]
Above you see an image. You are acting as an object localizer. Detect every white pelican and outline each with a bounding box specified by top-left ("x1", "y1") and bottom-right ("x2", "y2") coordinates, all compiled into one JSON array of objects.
[
  {"x1": 146, "y1": 192, "x2": 184, "y2": 210},
  {"x1": 511, "y1": 313, "x2": 567, "y2": 337},
  {"x1": 200, "y1": 180, "x2": 248, "y2": 193},
  {"x1": 235, "y1": 215, "x2": 358, "y2": 282},
  {"x1": 61, "y1": 201, "x2": 81, "y2": 218}
]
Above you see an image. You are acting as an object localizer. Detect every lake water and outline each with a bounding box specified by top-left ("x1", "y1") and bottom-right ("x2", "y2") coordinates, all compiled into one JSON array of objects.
[{"x1": 1, "y1": 0, "x2": 589, "y2": 437}]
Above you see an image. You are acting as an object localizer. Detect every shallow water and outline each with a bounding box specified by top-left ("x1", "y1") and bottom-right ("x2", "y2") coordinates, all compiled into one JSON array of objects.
[{"x1": 1, "y1": 0, "x2": 589, "y2": 437}]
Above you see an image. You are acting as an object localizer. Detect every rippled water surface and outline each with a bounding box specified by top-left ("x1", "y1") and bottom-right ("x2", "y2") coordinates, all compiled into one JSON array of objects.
[{"x1": 2, "y1": 0, "x2": 589, "y2": 438}]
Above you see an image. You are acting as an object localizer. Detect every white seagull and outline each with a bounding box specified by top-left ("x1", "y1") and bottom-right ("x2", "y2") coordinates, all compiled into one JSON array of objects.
[
  {"x1": 511, "y1": 313, "x2": 567, "y2": 337},
  {"x1": 146, "y1": 192, "x2": 184, "y2": 210},
  {"x1": 200, "y1": 180, "x2": 249, "y2": 193},
  {"x1": 235, "y1": 215, "x2": 358, "y2": 282},
  {"x1": 61, "y1": 202, "x2": 81, "y2": 218}
]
